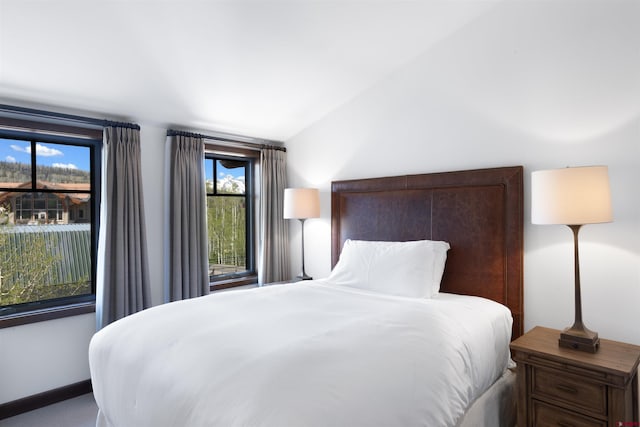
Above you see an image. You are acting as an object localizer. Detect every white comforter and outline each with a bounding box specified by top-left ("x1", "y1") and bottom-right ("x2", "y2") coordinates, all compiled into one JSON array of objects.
[{"x1": 89, "y1": 281, "x2": 512, "y2": 427}]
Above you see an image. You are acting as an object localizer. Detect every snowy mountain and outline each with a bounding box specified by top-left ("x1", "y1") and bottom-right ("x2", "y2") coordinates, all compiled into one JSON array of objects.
[{"x1": 217, "y1": 175, "x2": 245, "y2": 194}]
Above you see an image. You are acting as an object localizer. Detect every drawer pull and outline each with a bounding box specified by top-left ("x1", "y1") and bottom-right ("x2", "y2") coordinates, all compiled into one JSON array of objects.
[
  {"x1": 557, "y1": 422, "x2": 575, "y2": 427},
  {"x1": 555, "y1": 384, "x2": 578, "y2": 394}
]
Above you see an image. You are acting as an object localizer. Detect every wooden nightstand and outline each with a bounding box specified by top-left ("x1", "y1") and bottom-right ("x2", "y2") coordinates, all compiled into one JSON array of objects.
[{"x1": 510, "y1": 326, "x2": 640, "y2": 427}]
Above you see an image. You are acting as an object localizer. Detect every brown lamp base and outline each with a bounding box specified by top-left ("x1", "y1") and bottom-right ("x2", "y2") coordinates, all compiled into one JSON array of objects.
[{"x1": 559, "y1": 326, "x2": 600, "y2": 353}]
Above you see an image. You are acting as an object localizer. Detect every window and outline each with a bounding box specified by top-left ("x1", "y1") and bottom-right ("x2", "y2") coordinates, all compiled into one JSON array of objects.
[
  {"x1": 204, "y1": 154, "x2": 255, "y2": 285},
  {"x1": 0, "y1": 130, "x2": 100, "y2": 318}
]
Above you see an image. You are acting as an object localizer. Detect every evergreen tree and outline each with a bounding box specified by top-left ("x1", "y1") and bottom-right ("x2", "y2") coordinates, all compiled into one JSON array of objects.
[{"x1": 0, "y1": 161, "x2": 90, "y2": 184}]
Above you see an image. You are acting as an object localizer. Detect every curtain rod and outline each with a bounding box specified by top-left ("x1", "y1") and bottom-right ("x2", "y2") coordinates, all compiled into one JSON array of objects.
[
  {"x1": 166, "y1": 128, "x2": 286, "y2": 152},
  {"x1": 0, "y1": 104, "x2": 140, "y2": 130}
]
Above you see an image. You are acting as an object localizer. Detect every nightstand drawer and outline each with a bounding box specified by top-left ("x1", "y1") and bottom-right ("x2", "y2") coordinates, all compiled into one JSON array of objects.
[
  {"x1": 532, "y1": 367, "x2": 607, "y2": 416},
  {"x1": 532, "y1": 400, "x2": 607, "y2": 427}
]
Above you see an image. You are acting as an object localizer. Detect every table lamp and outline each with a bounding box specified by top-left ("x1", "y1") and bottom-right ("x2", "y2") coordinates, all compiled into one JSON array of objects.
[
  {"x1": 531, "y1": 166, "x2": 612, "y2": 352},
  {"x1": 284, "y1": 188, "x2": 320, "y2": 280}
]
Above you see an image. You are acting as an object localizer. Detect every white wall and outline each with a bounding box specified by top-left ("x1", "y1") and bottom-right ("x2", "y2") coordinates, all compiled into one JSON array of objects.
[
  {"x1": 0, "y1": 123, "x2": 167, "y2": 404},
  {"x1": 0, "y1": 313, "x2": 95, "y2": 404},
  {"x1": 138, "y1": 125, "x2": 167, "y2": 308},
  {"x1": 286, "y1": 1, "x2": 640, "y2": 345}
]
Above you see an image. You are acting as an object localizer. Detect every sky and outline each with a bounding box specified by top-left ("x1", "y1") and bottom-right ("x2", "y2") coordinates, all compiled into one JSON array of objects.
[
  {"x1": 1, "y1": 138, "x2": 249, "y2": 181},
  {"x1": 0, "y1": 138, "x2": 90, "y2": 171},
  {"x1": 205, "y1": 159, "x2": 245, "y2": 182}
]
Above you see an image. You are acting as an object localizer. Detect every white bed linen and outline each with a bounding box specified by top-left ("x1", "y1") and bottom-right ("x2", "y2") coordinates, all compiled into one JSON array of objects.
[
  {"x1": 457, "y1": 368, "x2": 516, "y2": 427},
  {"x1": 89, "y1": 281, "x2": 513, "y2": 427}
]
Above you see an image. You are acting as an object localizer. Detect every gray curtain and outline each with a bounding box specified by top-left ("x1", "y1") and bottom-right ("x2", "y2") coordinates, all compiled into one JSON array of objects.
[
  {"x1": 166, "y1": 134, "x2": 209, "y2": 301},
  {"x1": 258, "y1": 148, "x2": 290, "y2": 284},
  {"x1": 96, "y1": 127, "x2": 151, "y2": 329}
]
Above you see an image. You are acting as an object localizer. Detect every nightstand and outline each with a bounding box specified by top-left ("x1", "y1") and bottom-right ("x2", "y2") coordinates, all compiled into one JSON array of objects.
[{"x1": 510, "y1": 326, "x2": 640, "y2": 427}]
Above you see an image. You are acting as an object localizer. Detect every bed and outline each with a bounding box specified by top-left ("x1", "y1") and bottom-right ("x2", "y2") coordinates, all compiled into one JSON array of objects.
[{"x1": 89, "y1": 165, "x2": 523, "y2": 427}]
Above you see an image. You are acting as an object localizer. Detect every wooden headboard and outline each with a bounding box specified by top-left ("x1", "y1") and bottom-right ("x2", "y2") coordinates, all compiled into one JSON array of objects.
[{"x1": 331, "y1": 166, "x2": 524, "y2": 339}]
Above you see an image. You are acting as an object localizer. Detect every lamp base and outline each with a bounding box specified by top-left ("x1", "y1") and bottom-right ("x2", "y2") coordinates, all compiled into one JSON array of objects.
[
  {"x1": 559, "y1": 325, "x2": 600, "y2": 353},
  {"x1": 297, "y1": 274, "x2": 313, "y2": 281}
]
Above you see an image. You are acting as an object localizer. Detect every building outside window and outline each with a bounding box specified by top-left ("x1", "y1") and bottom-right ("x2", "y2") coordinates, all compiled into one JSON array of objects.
[
  {"x1": 0, "y1": 131, "x2": 100, "y2": 317},
  {"x1": 204, "y1": 154, "x2": 255, "y2": 285}
]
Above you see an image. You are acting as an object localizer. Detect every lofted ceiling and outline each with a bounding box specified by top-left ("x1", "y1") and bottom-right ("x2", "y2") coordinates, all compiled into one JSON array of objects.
[{"x1": 0, "y1": 0, "x2": 496, "y2": 141}]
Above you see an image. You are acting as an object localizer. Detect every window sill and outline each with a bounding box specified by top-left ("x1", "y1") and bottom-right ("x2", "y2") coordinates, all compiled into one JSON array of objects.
[
  {"x1": 0, "y1": 302, "x2": 95, "y2": 329},
  {"x1": 210, "y1": 275, "x2": 258, "y2": 291}
]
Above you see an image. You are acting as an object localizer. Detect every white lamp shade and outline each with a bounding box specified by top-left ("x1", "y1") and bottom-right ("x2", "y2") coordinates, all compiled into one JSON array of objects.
[
  {"x1": 531, "y1": 166, "x2": 613, "y2": 225},
  {"x1": 284, "y1": 188, "x2": 320, "y2": 219}
]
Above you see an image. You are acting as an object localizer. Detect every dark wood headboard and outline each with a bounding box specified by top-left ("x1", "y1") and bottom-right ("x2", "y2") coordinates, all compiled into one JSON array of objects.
[{"x1": 331, "y1": 166, "x2": 524, "y2": 339}]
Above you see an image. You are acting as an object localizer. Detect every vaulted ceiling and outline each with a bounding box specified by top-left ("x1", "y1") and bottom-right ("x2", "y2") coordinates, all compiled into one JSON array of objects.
[{"x1": 0, "y1": 1, "x2": 496, "y2": 141}]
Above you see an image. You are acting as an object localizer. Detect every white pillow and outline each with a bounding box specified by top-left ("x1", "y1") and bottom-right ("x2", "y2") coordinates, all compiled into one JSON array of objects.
[{"x1": 327, "y1": 239, "x2": 450, "y2": 298}]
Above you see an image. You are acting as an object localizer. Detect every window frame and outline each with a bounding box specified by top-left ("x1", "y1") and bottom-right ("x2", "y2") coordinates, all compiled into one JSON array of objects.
[
  {"x1": 205, "y1": 152, "x2": 256, "y2": 288},
  {"x1": 0, "y1": 123, "x2": 101, "y2": 326}
]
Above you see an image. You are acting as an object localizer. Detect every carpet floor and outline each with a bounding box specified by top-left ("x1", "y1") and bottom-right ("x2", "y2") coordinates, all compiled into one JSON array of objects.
[{"x1": 0, "y1": 393, "x2": 98, "y2": 427}]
